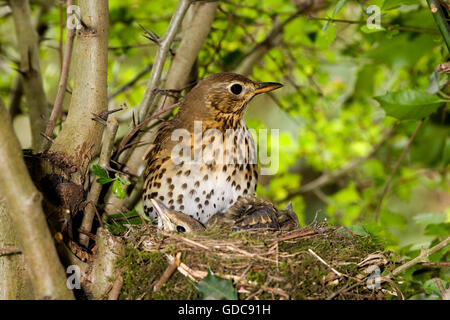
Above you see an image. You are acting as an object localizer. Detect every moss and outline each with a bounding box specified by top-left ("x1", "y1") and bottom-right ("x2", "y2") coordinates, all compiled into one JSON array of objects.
[{"x1": 116, "y1": 224, "x2": 390, "y2": 300}]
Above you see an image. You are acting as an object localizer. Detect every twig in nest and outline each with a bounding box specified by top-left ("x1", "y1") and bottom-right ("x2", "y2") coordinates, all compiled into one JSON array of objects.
[
  {"x1": 308, "y1": 249, "x2": 343, "y2": 278},
  {"x1": 154, "y1": 252, "x2": 181, "y2": 292},
  {"x1": 161, "y1": 231, "x2": 211, "y2": 250},
  {"x1": 108, "y1": 275, "x2": 124, "y2": 300}
]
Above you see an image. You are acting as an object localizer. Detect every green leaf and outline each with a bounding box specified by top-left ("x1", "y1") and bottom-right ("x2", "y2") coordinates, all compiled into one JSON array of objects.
[
  {"x1": 374, "y1": 90, "x2": 445, "y2": 120},
  {"x1": 97, "y1": 177, "x2": 116, "y2": 184},
  {"x1": 316, "y1": 23, "x2": 337, "y2": 48},
  {"x1": 324, "y1": 0, "x2": 347, "y2": 30},
  {"x1": 413, "y1": 213, "x2": 447, "y2": 226},
  {"x1": 423, "y1": 278, "x2": 448, "y2": 298},
  {"x1": 360, "y1": 24, "x2": 386, "y2": 34},
  {"x1": 424, "y1": 223, "x2": 450, "y2": 237},
  {"x1": 383, "y1": 0, "x2": 419, "y2": 10},
  {"x1": 194, "y1": 269, "x2": 237, "y2": 300},
  {"x1": 343, "y1": 225, "x2": 369, "y2": 236},
  {"x1": 115, "y1": 174, "x2": 131, "y2": 185},
  {"x1": 92, "y1": 164, "x2": 109, "y2": 179},
  {"x1": 112, "y1": 180, "x2": 126, "y2": 199}
]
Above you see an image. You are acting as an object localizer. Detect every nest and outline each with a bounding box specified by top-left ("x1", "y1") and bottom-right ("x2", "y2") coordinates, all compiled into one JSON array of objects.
[{"x1": 115, "y1": 222, "x2": 397, "y2": 300}]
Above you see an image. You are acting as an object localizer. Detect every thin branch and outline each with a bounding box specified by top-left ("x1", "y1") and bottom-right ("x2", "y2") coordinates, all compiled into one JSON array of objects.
[
  {"x1": 41, "y1": 0, "x2": 76, "y2": 152},
  {"x1": 153, "y1": 252, "x2": 181, "y2": 292},
  {"x1": 307, "y1": 16, "x2": 440, "y2": 35},
  {"x1": 107, "y1": 275, "x2": 123, "y2": 300},
  {"x1": 426, "y1": 0, "x2": 450, "y2": 51},
  {"x1": 0, "y1": 100, "x2": 73, "y2": 299},
  {"x1": 138, "y1": 0, "x2": 192, "y2": 121},
  {"x1": 282, "y1": 127, "x2": 393, "y2": 203},
  {"x1": 79, "y1": 117, "x2": 119, "y2": 247},
  {"x1": 389, "y1": 237, "x2": 450, "y2": 277},
  {"x1": 374, "y1": 120, "x2": 424, "y2": 221},
  {"x1": 8, "y1": 0, "x2": 49, "y2": 151},
  {"x1": 108, "y1": 64, "x2": 153, "y2": 101},
  {"x1": 308, "y1": 249, "x2": 343, "y2": 278}
]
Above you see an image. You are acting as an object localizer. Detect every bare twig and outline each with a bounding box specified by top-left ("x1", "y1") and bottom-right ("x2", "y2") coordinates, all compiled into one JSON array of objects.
[
  {"x1": 138, "y1": 0, "x2": 192, "y2": 120},
  {"x1": 282, "y1": 127, "x2": 393, "y2": 203},
  {"x1": 307, "y1": 16, "x2": 440, "y2": 35},
  {"x1": 308, "y1": 249, "x2": 343, "y2": 278},
  {"x1": 108, "y1": 64, "x2": 153, "y2": 101},
  {"x1": 389, "y1": 237, "x2": 450, "y2": 277},
  {"x1": 107, "y1": 275, "x2": 123, "y2": 300},
  {"x1": 375, "y1": 120, "x2": 424, "y2": 221},
  {"x1": 79, "y1": 117, "x2": 119, "y2": 247},
  {"x1": 116, "y1": 102, "x2": 180, "y2": 156},
  {"x1": 0, "y1": 100, "x2": 73, "y2": 299},
  {"x1": 154, "y1": 252, "x2": 181, "y2": 291}
]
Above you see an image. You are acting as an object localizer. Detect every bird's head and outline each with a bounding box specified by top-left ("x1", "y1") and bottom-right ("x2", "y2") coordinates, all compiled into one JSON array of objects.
[
  {"x1": 150, "y1": 199, "x2": 205, "y2": 233},
  {"x1": 182, "y1": 72, "x2": 283, "y2": 121}
]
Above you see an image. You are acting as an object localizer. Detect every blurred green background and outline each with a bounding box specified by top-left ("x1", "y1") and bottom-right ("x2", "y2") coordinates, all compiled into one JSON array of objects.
[{"x1": 0, "y1": 0, "x2": 448, "y2": 299}]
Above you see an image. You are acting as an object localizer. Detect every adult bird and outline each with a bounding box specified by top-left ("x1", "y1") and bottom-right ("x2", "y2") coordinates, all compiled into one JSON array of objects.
[{"x1": 143, "y1": 73, "x2": 282, "y2": 224}]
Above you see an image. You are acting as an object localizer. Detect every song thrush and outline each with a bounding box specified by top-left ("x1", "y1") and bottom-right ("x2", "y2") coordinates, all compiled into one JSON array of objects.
[
  {"x1": 143, "y1": 73, "x2": 282, "y2": 224},
  {"x1": 150, "y1": 196, "x2": 300, "y2": 233}
]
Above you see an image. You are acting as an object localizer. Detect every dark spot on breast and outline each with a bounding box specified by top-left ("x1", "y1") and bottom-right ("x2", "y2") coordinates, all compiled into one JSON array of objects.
[
  {"x1": 176, "y1": 170, "x2": 182, "y2": 176},
  {"x1": 226, "y1": 176, "x2": 231, "y2": 182},
  {"x1": 169, "y1": 184, "x2": 175, "y2": 190},
  {"x1": 182, "y1": 183, "x2": 187, "y2": 189},
  {"x1": 189, "y1": 189, "x2": 196, "y2": 196},
  {"x1": 150, "y1": 192, "x2": 158, "y2": 198},
  {"x1": 223, "y1": 165, "x2": 227, "y2": 172},
  {"x1": 195, "y1": 181, "x2": 200, "y2": 188},
  {"x1": 180, "y1": 205, "x2": 185, "y2": 211},
  {"x1": 168, "y1": 191, "x2": 173, "y2": 198},
  {"x1": 168, "y1": 199, "x2": 174, "y2": 205},
  {"x1": 203, "y1": 174, "x2": 208, "y2": 181},
  {"x1": 170, "y1": 205, "x2": 175, "y2": 210},
  {"x1": 177, "y1": 198, "x2": 183, "y2": 204},
  {"x1": 205, "y1": 200, "x2": 209, "y2": 206},
  {"x1": 167, "y1": 178, "x2": 172, "y2": 184},
  {"x1": 236, "y1": 185, "x2": 241, "y2": 191},
  {"x1": 195, "y1": 197, "x2": 200, "y2": 203},
  {"x1": 184, "y1": 170, "x2": 191, "y2": 176},
  {"x1": 198, "y1": 204, "x2": 202, "y2": 209},
  {"x1": 159, "y1": 195, "x2": 164, "y2": 201}
]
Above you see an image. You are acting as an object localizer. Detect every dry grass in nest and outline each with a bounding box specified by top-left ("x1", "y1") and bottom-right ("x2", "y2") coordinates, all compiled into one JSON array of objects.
[{"x1": 116, "y1": 222, "x2": 397, "y2": 300}]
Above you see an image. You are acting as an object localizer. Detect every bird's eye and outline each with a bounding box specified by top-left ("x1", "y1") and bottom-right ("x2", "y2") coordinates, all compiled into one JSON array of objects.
[
  {"x1": 176, "y1": 225, "x2": 186, "y2": 233},
  {"x1": 230, "y1": 83, "x2": 243, "y2": 95}
]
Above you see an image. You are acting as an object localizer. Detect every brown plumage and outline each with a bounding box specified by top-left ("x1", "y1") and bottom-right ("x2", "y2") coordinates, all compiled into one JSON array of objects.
[
  {"x1": 151, "y1": 196, "x2": 300, "y2": 233},
  {"x1": 143, "y1": 73, "x2": 282, "y2": 224}
]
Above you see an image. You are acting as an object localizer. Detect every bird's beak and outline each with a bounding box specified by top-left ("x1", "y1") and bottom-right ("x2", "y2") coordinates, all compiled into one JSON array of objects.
[
  {"x1": 151, "y1": 198, "x2": 172, "y2": 229},
  {"x1": 251, "y1": 82, "x2": 283, "y2": 95}
]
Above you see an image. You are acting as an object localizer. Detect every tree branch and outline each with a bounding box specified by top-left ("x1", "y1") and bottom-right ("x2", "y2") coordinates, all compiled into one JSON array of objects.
[
  {"x1": 8, "y1": 0, "x2": 49, "y2": 151},
  {"x1": 137, "y1": 0, "x2": 192, "y2": 121},
  {"x1": 374, "y1": 120, "x2": 423, "y2": 221},
  {"x1": 0, "y1": 99, "x2": 73, "y2": 299},
  {"x1": 47, "y1": 0, "x2": 109, "y2": 185},
  {"x1": 79, "y1": 117, "x2": 119, "y2": 247},
  {"x1": 41, "y1": 0, "x2": 76, "y2": 152},
  {"x1": 427, "y1": 0, "x2": 450, "y2": 51}
]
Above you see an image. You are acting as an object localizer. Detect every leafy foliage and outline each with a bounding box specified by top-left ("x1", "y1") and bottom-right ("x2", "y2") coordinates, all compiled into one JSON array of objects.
[{"x1": 0, "y1": 0, "x2": 448, "y2": 299}]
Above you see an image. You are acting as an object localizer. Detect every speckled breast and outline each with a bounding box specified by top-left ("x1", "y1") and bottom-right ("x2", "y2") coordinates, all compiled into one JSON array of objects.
[{"x1": 143, "y1": 121, "x2": 258, "y2": 224}]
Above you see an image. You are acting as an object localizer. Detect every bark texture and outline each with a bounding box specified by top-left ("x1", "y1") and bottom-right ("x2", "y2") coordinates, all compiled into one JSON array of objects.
[
  {"x1": 47, "y1": 0, "x2": 109, "y2": 185},
  {"x1": 0, "y1": 100, "x2": 73, "y2": 300}
]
